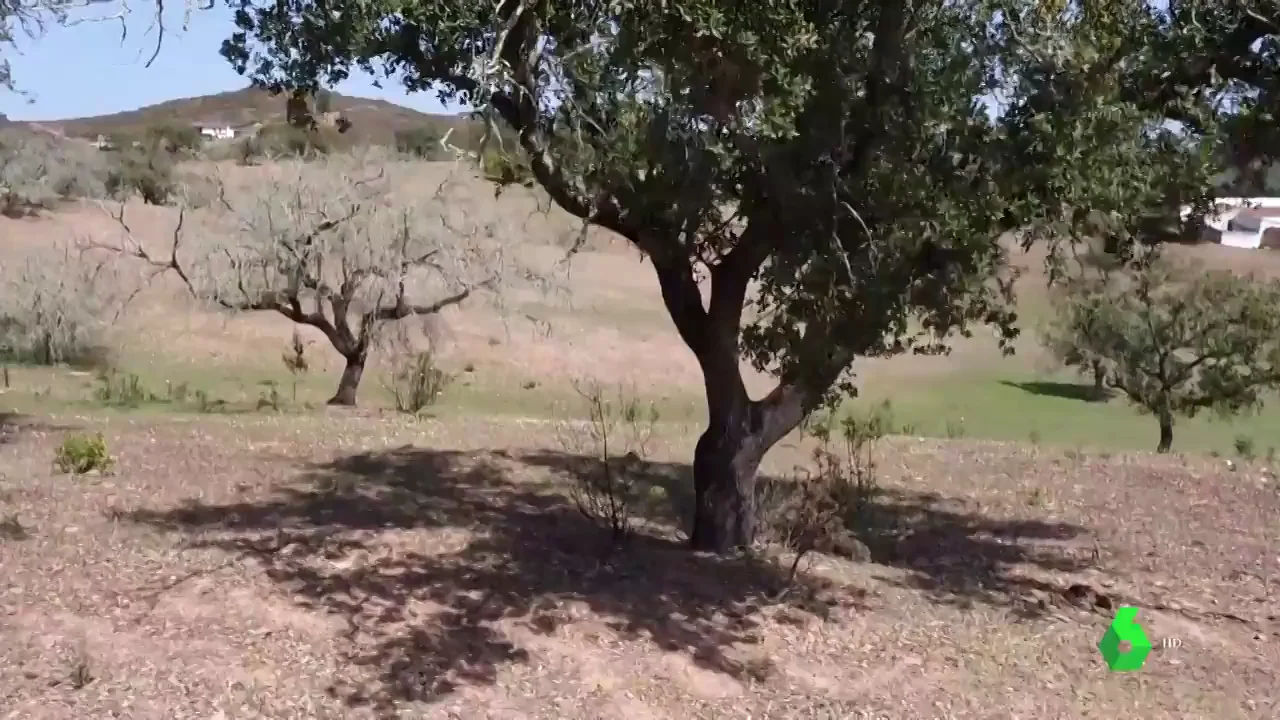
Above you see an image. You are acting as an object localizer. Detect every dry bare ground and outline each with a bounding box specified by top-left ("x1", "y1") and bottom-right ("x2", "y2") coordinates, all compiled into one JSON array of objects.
[{"x1": 1, "y1": 411, "x2": 1277, "y2": 719}]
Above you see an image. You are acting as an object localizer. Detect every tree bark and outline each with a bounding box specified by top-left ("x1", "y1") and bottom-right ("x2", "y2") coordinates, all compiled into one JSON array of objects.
[
  {"x1": 1156, "y1": 411, "x2": 1174, "y2": 454},
  {"x1": 1091, "y1": 360, "x2": 1106, "y2": 400},
  {"x1": 689, "y1": 403, "x2": 768, "y2": 552},
  {"x1": 328, "y1": 352, "x2": 366, "y2": 406}
]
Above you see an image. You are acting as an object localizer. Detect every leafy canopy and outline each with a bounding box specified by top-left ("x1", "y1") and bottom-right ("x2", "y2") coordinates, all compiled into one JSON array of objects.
[
  {"x1": 224, "y1": 0, "x2": 1026, "y2": 409},
  {"x1": 1049, "y1": 256, "x2": 1280, "y2": 449}
]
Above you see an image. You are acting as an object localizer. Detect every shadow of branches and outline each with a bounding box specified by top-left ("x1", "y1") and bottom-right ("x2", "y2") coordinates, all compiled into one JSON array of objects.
[
  {"x1": 123, "y1": 446, "x2": 854, "y2": 712},
  {"x1": 0, "y1": 412, "x2": 78, "y2": 445},
  {"x1": 521, "y1": 451, "x2": 1092, "y2": 612}
]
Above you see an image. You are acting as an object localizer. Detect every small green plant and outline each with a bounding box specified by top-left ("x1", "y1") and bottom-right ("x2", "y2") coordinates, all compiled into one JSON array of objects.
[
  {"x1": 387, "y1": 349, "x2": 450, "y2": 414},
  {"x1": 945, "y1": 417, "x2": 966, "y2": 439},
  {"x1": 53, "y1": 432, "x2": 114, "y2": 475},
  {"x1": 166, "y1": 380, "x2": 190, "y2": 404},
  {"x1": 93, "y1": 370, "x2": 156, "y2": 408},
  {"x1": 281, "y1": 330, "x2": 310, "y2": 403},
  {"x1": 394, "y1": 126, "x2": 446, "y2": 159},
  {"x1": 1234, "y1": 434, "x2": 1257, "y2": 462},
  {"x1": 1028, "y1": 429, "x2": 1042, "y2": 446},
  {"x1": 191, "y1": 389, "x2": 226, "y2": 413},
  {"x1": 758, "y1": 402, "x2": 888, "y2": 584},
  {"x1": 555, "y1": 379, "x2": 661, "y2": 546},
  {"x1": 256, "y1": 382, "x2": 283, "y2": 412}
]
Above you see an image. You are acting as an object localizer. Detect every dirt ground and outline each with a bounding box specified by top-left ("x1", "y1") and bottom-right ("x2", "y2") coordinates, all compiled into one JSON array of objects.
[{"x1": 1, "y1": 411, "x2": 1277, "y2": 719}]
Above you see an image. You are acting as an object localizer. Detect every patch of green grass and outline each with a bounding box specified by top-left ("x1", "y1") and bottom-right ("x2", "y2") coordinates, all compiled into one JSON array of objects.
[
  {"x1": 848, "y1": 370, "x2": 1280, "y2": 454},
  {"x1": 437, "y1": 373, "x2": 705, "y2": 423}
]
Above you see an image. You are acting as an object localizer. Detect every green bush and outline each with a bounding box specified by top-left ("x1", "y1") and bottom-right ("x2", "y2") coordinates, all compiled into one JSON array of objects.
[
  {"x1": 239, "y1": 123, "x2": 349, "y2": 163},
  {"x1": 0, "y1": 128, "x2": 109, "y2": 215},
  {"x1": 53, "y1": 433, "x2": 114, "y2": 475},
  {"x1": 93, "y1": 371, "x2": 158, "y2": 408},
  {"x1": 105, "y1": 146, "x2": 175, "y2": 205},
  {"x1": 143, "y1": 122, "x2": 204, "y2": 155},
  {"x1": 387, "y1": 350, "x2": 450, "y2": 414},
  {"x1": 395, "y1": 127, "x2": 447, "y2": 159},
  {"x1": 480, "y1": 149, "x2": 534, "y2": 188}
]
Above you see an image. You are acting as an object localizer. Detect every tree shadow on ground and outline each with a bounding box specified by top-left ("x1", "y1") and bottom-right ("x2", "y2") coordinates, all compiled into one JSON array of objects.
[
  {"x1": 0, "y1": 412, "x2": 78, "y2": 445},
  {"x1": 123, "y1": 446, "x2": 861, "y2": 711},
  {"x1": 520, "y1": 451, "x2": 1093, "y2": 612},
  {"x1": 999, "y1": 380, "x2": 1108, "y2": 403},
  {"x1": 125, "y1": 445, "x2": 1091, "y2": 711}
]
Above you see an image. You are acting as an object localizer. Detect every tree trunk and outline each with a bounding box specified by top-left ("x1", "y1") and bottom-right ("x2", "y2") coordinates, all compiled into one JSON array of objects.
[
  {"x1": 1156, "y1": 412, "x2": 1174, "y2": 454},
  {"x1": 689, "y1": 406, "x2": 769, "y2": 552},
  {"x1": 328, "y1": 353, "x2": 366, "y2": 406},
  {"x1": 1091, "y1": 361, "x2": 1106, "y2": 400}
]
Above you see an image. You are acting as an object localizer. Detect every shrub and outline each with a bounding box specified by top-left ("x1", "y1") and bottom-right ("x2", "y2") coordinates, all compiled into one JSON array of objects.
[
  {"x1": 758, "y1": 403, "x2": 889, "y2": 584},
  {"x1": 555, "y1": 379, "x2": 660, "y2": 545},
  {"x1": 480, "y1": 149, "x2": 534, "y2": 188},
  {"x1": 143, "y1": 122, "x2": 203, "y2": 155},
  {"x1": 93, "y1": 370, "x2": 157, "y2": 408},
  {"x1": 240, "y1": 123, "x2": 348, "y2": 163},
  {"x1": 387, "y1": 349, "x2": 450, "y2": 413},
  {"x1": 1235, "y1": 435, "x2": 1257, "y2": 462},
  {"x1": 0, "y1": 250, "x2": 115, "y2": 368},
  {"x1": 281, "y1": 330, "x2": 310, "y2": 403},
  {"x1": 0, "y1": 128, "x2": 109, "y2": 215},
  {"x1": 395, "y1": 127, "x2": 447, "y2": 159},
  {"x1": 53, "y1": 432, "x2": 114, "y2": 475},
  {"x1": 105, "y1": 146, "x2": 175, "y2": 205}
]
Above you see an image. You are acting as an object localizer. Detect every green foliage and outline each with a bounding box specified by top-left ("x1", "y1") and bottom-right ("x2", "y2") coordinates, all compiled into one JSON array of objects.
[
  {"x1": 1049, "y1": 258, "x2": 1280, "y2": 452},
  {"x1": 388, "y1": 350, "x2": 450, "y2": 414},
  {"x1": 282, "y1": 330, "x2": 310, "y2": 403},
  {"x1": 0, "y1": 128, "x2": 109, "y2": 215},
  {"x1": 556, "y1": 379, "x2": 661, "y2": 545},
  {"x1": 394, "y1": 126, "x2": 445, "y2": 159},
  {"x1": 53, "y1": 433, "x2": 114, "y2": 475},
  {"x1": 238, "y1": 122, "x2": 343, "y2": 162},
  {"x1": 105, "y1": 146, "x2": 175, "y2": 205},
  {"x1": 1234, "y1": 435, "x2": 1257, "y2": 461},
  {"x1": 219, "y1": 0, "x2": 1280, "y2": 546},
  {"x1": 256, "y1": 382, "x2": 283, "y2": 411},
  {"x1": 759, "y1": 404, "x2": 889, "y2": 581},
  {"x1": 93, "y1": 370, "x2": 160, "y2": 408},
  {"x1": 480, "y1": 150, "x2": 533, "y2": 189},
  {"x1": 143, "y1": 122, "x2": 204, "y2": 155}
]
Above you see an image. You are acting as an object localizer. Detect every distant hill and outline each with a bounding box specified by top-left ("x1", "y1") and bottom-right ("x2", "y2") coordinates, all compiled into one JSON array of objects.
[{"x1": 35, "y1": 87, "x2": 479, "y2": 146}]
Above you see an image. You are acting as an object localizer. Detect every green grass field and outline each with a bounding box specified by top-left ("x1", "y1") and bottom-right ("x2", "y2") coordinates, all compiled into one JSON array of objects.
[{"x1": 7, "y1": 348, "x2": 1276, "y2": 458}]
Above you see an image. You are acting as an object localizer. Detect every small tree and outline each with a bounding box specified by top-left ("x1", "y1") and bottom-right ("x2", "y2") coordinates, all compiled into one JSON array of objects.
[
  {"x1": 1054, "y1": 257, "x2": 1280, "y2": 453},
  {"x1": 105, "y1": 144, "x2": 175, "y2": 205},
  {"x1": 281, "y1": 329, "x2": 310, "y2": 403},
  {"x1": 91, "y1": 150, "x2": 537, "y2": 405},
  {"x1": 143, "y1": 123, "x2": 204, "y2": 155},
  {"x1": 394, "y1": 127, "x2": 444, "y2": 159},
  {"x1": 0, "y1": 245, "x2": 117, "y2": 368},
  {"x1": 0, "y1": 127, "x2": 109, "y2": 215}
]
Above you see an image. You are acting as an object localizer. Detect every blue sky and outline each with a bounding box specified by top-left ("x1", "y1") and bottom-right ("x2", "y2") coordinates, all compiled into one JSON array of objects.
[{"x1": 0, "y1": 3, "x2": 459, "y2": 121}]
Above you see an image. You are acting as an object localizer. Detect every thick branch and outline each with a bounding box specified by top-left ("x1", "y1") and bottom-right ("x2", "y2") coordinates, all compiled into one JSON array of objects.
[{"x1": 86, "y1": 201, "x2": 343, "y2": 345}]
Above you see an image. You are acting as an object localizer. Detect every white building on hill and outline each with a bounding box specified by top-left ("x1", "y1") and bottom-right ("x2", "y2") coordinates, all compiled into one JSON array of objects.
[{"x1": 1182, "y1": 197, "x2": 1280, "y2": 249}]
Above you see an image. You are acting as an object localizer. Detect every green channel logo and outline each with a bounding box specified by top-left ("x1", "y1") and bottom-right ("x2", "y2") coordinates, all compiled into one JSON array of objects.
[{"x1": 1097, "y1": 606, "x2": 1153, "y2": 672}]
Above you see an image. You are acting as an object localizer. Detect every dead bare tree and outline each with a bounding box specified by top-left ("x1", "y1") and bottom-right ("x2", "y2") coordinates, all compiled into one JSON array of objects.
[{"x1": 87, "y1": 150, "x2": 537, "y2": 405}]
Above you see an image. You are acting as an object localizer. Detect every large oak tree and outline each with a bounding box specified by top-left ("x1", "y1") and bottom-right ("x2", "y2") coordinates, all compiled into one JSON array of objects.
[{"x1": 216, "y1": 0, "x2": 1271, "y2": 552}]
